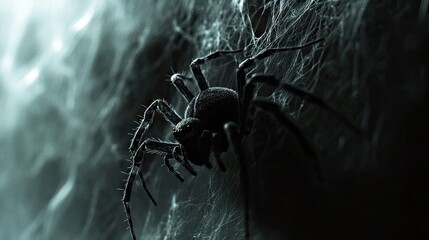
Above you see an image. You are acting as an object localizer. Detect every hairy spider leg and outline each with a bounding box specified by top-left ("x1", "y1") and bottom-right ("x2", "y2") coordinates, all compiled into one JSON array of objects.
[
  {"x1": 170, "y1": 74, "x2": 195, "y2": 102},
  {"x1": 123, "y1": 139, "x2": 178, "y2": 240},
  {"x1": 129, "y1": 99, "x2": 182, "y2": 154},
  {"x1": 252, "y1": 99, "x2": 323, "y2": 182},
  {"x1": 190, "y1": 49, "x2": 243, "y2": 91},
  {"x1": 224, "y1": 122, "x2": 250, "y2": 240},
  {"x1": 236, "y1": 39, "x2": 324, "y2": 130},
  {"x1": 173, "y1": 146, "x2": 198, "y2": 176},
  {"x1": 123, "y1": 165, "x2": 139, "y2": 240},
  {"x1": 163, "y1": 153, "x2": 185, "y2": 182}
]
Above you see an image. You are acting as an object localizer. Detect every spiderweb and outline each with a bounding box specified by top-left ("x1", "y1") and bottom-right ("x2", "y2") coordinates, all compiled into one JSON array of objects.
[{"x1": 1, "y1": 0, "x2": 426, "y2": 239}]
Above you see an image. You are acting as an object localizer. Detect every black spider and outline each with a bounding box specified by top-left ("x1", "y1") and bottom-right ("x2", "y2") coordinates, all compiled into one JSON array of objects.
[{"x1": 122, "y1": 39, "x2": 361, "y2": 240}]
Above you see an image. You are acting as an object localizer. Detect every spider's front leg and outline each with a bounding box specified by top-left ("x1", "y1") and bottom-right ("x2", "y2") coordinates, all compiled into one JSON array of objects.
[
  {"x1": 172, "y1": 146, "x2": 198, "y2": 176},
  {"x1": 163, "y1": 152, "x2": 185, "y2": 182},
  {"x1": 122, "y1": 139, "x2": 179, "y2": 240},
  {"x1": 130, "y1": 99, "x2": 182, "y2": 154},
  {"x1": 170, "y1": 74, "x2": 195, "y2": 102}
]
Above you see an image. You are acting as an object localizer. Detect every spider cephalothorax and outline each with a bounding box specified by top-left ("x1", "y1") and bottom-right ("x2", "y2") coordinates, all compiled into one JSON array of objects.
[
  {"x1": 173, "y1": 117, "x2": 204, "y2": 142},
  {"x1": 122, "y1": 39, "x2": 361, "y2": 240},
  {"x1": 176, "y1": 87, "x2": 239, "y2": 163}
]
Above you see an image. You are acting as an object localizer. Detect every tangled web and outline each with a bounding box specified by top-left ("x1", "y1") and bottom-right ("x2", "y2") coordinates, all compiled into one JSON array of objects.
[{"x1": 122, "y1": 1, "x2": 370, "y2": 239}]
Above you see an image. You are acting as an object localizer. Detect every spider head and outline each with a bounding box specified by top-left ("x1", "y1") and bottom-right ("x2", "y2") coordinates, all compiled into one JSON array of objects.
[{"x1": 173, "y1": 117, "x2": 203, "y2": 143}]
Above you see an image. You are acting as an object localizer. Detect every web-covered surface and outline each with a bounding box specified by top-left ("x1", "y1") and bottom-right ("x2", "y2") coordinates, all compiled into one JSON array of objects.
[{"x1": 0, "y1": 0, "x2": 427, "y2": 239}]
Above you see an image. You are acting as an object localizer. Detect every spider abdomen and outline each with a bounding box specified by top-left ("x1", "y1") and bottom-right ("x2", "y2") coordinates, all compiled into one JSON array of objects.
[{"x1": 185, "y1": 87, "x2": 239, "y2": 132}]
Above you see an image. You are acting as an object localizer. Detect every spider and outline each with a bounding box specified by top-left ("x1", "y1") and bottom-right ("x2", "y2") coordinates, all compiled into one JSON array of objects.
[{"x1": 122, "y1": 38, "x2": 361, "y2": 240}]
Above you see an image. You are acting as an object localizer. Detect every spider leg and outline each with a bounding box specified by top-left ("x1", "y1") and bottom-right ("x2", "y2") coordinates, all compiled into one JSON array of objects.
[
  {"x1": 130, "y1": 99, "x2": 182, "y2": 153},
  {"x1": 171, "y1": 74, "x2": 195, "y2": 102},
  {"x1": 243, "y1": 74, "x2": 362, "y2": 135},
  {"x1": 137, "y1": 170, "x2": 158, "y2": 205},
  {"x1": 200, "y1": 130, "x2": 214, "y2": 169},
  {"x1": 191, "y1": 49, "x2": 243, "y2": 91},
  {"x1": 214, "y1": 152, "x2": 226, "y2": 172},
  {"x1": 211, "y1": 132, "x2": 227, "y2": 172},
  {"x1": 224, "y1": 122, "x2": 249, "y2": 240},
  {"x1": 135, "y1": 138, "x2": 180, "y2": 183},
  {"x1": 241, "y1": 74, "x2": 277, "y2": 133},
  {"x1": 236, "y1": 39, "x2": 323, "y2": 117},
  {"x1": 122, "y1": 165, "x2": 139, "y2": 240},
  {"x1": 163, "y1": 153, "x2": 185, "y2": 182},
  {"x1": 126, "y1": 139, "x2": 177, "y2": 201},
  {"x1": 173, "y1": 146, "x2": 197, "y2": 176},
  {"x1": 123, "y1": 139, "x2": 179, "y2": 240},
  {"x1": 251, "y1": 99, "x2": 323, "y2": 182}
]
